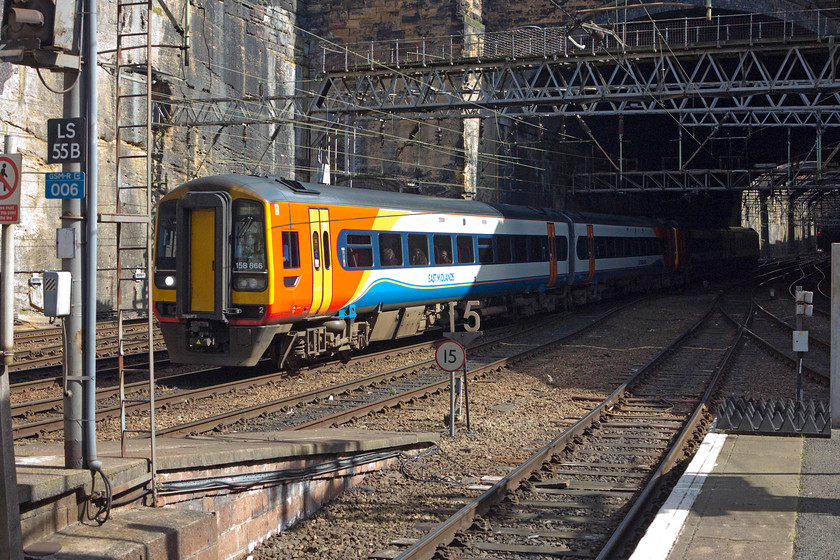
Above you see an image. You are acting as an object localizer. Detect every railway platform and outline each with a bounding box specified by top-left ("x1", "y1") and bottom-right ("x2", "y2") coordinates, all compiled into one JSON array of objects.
[
  {"x1": 632, "y1": 428, "x2": 840, "y2": 560},
  {"x1": 14, "y1": 429, "x2": 438, "y2": 560}
]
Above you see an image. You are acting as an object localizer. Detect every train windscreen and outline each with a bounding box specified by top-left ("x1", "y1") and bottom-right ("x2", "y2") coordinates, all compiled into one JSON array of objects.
[
  {"x1": 232, "y1": 200, "x2": 268, "y2": 291},
  {"x1": 154, "y1": 199, "x2": 177, "y2": 289}
]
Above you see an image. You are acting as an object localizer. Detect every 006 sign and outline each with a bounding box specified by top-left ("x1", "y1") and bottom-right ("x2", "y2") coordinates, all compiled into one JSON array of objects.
[{"x1": 46, "y1": 172, "x2": 85, "y2": 199}]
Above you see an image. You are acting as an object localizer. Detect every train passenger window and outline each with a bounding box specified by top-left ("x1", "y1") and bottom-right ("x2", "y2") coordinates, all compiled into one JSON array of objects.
[
  {"x1": 618, "y1": 238, "x2": 629, "y2": 257},
  {"x1": 528, "y1": 236, "x2": 547, "y2": 262},
  {"x1": 345, "y1": 232, "x2": 373, "y2": 268},
  {"x1": 456, "y1": 236, "x2": 474, "y2": 264},
  {"x1": 497, "y1": 236, "x2": 512, "y2": 263},
  {"x1": 322, "y1": 231, "x2": 331, "y2": 270},
  {"x1": 347, "y1": 234, "x2": 371, "y2": 245},
  {"x1": 312, "y1": 232, "x2": 321, "y2": 270},
  {"x1": 281, "y1": 231, "x2": 300, "y2": 268},
  {"x1": 555, "y1": 236, "x2": 568, "y2": 262},
  {"x1": 628, "y1": 238, "x2": 639, "y2": 257},
  {"x1": 477, "y1": 237, "x2": 493, "y2": 264},
  {"x1": 606, "y1": 238, "x2": 617, "y2": 258},
  {"x1": 433, "y1": 235, "x2": 453, "y2": 265},
  {"x1": 347, "y1": 247, "x2": 373, "y2": 268},
  {"x1": 408, "y1": 234, "x2": 429, "y2": 266},
  {"x1": 592, "y1": 237, "x2": 603, "y2": 258},
  {"x1": 378, "y1": 233, "x2": 403, "y2": 267},
  {"x1": 512, "y1": 236, "x2": 528, "y2": 263},
  {"x1": 576, "y1": 237, "x2": 588, "y2": 260}
]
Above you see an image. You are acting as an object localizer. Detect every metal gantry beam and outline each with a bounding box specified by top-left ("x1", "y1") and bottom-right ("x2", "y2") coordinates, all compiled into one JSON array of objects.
[
  {"x1": 571, "y1": 167, "x2": 840, "y2": 193},
  {"x1": 310, "y1": 42, "x2": 840, "y2": 127},
  {"x1": 305, "y1": 12, "x2": 840, "y2": 195},
  {"x1": 165, "y1": 94, "x2": 302, "y2": 128}
]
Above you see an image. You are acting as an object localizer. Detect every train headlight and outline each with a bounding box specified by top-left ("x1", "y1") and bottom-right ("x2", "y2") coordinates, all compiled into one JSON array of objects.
[
  {"x1": 154, "y1": 271, "x2": 176, "y2": 290},
  {"x1": 234, "y1": 274, "x2": 267, "y2": 292}
]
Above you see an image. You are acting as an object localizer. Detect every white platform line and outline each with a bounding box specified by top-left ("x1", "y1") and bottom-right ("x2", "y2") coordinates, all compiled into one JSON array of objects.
[{"x1": 628, "y1": 430, "x2": 727, "y2": 560}]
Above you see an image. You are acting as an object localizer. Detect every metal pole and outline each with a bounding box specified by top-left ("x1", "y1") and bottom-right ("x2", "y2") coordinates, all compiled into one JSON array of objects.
[
  {"x1": 795, "y1": 286, "x2": 803, "y2": 402},
  {"x1": 462, "y1": 362, "x2": 471, "y2": 432},
  {"x1": 1, "y1": 135, "x2": 23, "y2": 560},
  {"x1": 449, "y1": 368, "x2": 456, "y2": 437},
  {"x1": 63, "y1": 70, "x2": 84, "y2": 470},
  {"x1": 83, "y1": 0, "x2": 100, "y2": 470},
  {"x1": 831, "y1": 244, "x2": 840, "y2": 432}
]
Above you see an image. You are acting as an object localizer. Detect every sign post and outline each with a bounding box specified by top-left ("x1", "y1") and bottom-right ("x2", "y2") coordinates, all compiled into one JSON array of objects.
[
  {"x1": 436, "y1": 340, "x2": 466, "y2": 437},
  {"x1": 793, "y1": 286, "x2": 813, "y2": 402}
]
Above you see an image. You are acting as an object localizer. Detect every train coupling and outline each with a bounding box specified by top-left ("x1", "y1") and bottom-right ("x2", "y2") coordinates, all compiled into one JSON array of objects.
[{"x1": 187, "y1": 320, "x2": 221, "y2": 352}]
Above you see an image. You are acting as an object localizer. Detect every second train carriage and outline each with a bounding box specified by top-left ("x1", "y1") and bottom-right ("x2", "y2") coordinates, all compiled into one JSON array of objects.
[{"x1": 152, "y1": 174, "x2": 756, "y2": 369}]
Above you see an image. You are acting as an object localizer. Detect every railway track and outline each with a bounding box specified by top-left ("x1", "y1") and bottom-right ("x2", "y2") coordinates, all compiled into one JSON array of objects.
[
  {"x1": 10, "y1": 318, "x2": 164, "y2": 372},
  {"x1": 15, "y1": 266, "x2": 827, "y2": 560},
  {"x1": 379, "y1": 291, "x2": 751, "y2": 559},
  {"x1": 11, "y1": 298, "x2": 640, "y2": 440},
  {"x1": 145, "y1": 298, "x2": 644, "y2": 438}
]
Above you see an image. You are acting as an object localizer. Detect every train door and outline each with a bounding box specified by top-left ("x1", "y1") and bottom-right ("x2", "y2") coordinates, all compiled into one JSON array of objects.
[
  {"x1": 308, "y1": 208, "x2": 333, "y2": 315},
  {"x1": 546, "y1": 223, "x2": 557, "y2": 288},
  {"x1": 175, "y1": 191, "x2": 232, "y2": 319},
  {"x1": 586, "y1": 224, "x2": 596, "y2": 283}
]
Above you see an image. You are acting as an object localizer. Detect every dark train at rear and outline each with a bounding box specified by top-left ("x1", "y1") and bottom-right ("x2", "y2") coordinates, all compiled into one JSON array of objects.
[{"x1": 152, "y1": 174, "x2": 759, "y2": 369}]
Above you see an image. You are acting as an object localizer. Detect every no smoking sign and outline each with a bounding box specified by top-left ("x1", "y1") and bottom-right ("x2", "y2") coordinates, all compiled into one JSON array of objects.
[{"x1": 0, "y1": 153, "x2": 22, "y2": 224}]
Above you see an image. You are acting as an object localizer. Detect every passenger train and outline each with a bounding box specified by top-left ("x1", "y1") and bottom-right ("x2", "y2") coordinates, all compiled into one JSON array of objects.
[{"x1": 152, "y1": 174, "x2": 759, "y2": 369}]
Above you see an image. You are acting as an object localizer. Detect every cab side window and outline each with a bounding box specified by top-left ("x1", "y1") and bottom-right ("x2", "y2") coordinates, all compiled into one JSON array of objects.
[{"x1": 281, "y1": 231, "x2": 300, "y2": 268}]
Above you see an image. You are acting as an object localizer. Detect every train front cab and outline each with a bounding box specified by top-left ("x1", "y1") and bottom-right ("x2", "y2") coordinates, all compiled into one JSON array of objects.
[{"x1": 153, "y1": 189, "x2": 284, "y2": 366}]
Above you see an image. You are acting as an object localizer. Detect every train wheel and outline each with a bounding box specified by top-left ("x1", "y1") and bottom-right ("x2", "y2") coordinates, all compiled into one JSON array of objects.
[
  {"x1": 270, "y1": 337, "x2": 303, "y2": 373},
  {"x1": 283, "y1": 353, "x2": 304, "y2": 374}
]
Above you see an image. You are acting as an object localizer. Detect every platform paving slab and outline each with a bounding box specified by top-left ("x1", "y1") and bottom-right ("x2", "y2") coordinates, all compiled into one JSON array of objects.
[
  {"x1": 666, "y1": 433, "x2": 802, "y2": 560},
  {"x1": 23, "y1": 506, "x2": 217, "y2": 560},
  {"x1": 15, "y1": 429, "x2": 439, "y2": 559}
]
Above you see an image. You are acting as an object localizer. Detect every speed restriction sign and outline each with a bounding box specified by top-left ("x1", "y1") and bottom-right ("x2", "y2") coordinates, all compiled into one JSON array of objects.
[{"x1": 435, "y1": 340, "x2": 466, "y2": 372}]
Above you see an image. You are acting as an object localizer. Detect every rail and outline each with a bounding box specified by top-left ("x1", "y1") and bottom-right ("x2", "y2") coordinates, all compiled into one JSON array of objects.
[{"x1": 320, "y1": 9, "x2": 838, "y2": 73}]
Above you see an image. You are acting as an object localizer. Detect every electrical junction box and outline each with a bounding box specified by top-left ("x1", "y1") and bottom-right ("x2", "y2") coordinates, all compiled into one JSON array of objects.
[
  {"x1": 793, "y1": 330, "x2": 809, "y2": 353},
  {"x1": 43, "y1": 271, "x2": 71, "y2": 317}
]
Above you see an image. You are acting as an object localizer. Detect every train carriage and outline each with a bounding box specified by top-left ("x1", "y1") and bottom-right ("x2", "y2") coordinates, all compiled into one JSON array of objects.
[{"x1": 152, "y1": 174, "x2": 757, "y2": 369}]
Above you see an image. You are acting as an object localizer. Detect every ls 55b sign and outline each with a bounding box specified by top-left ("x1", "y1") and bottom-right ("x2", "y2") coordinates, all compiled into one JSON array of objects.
[{"x1": 47, "y1": 117, "x2": 85, "y2": 164}]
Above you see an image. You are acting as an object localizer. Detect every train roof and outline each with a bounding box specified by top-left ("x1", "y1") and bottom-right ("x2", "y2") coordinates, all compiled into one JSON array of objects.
[
  {"x1": 171, "y1": 174, "x2": 665, "y2": 227},
  {"x1": 174, "y1": 174, "x2": 569, "y2": 221}
]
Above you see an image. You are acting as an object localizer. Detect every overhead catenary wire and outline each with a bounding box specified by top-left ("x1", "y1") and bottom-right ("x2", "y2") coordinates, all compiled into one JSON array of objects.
[{"x1": 136, "y1": 1, "x2": 586, "y2": 188}]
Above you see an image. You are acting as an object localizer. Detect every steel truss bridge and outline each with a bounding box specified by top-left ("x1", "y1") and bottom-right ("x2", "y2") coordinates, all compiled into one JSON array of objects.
[
  {"x1": 304, "y1": 9, "x2": 840, "y2": 195},
  {"x1": 162, "y1": 9, "x2": 840, "y2": 196}
]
